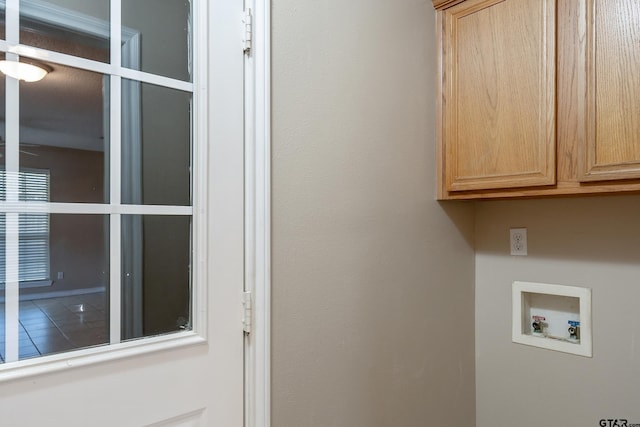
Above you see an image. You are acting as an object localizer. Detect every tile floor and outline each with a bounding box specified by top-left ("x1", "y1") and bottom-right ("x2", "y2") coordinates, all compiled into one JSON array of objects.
[{"x1": 0, "y1": 292, "x2": 108, "y2": 362}]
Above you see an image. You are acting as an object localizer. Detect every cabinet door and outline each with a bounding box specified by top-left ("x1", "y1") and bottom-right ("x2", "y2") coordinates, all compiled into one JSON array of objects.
[
  {"x1": 442, "y1": 0, "x2": 556, "y2": 191},
  {"x1": 579, "y1": 0, "x2": 640, "y2": 181}
]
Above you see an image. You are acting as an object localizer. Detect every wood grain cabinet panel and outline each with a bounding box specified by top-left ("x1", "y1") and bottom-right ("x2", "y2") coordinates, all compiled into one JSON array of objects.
[
  {"x1": 442, "y1": 0, "x2": 556, "y2": 192},
  {"x1": 580, "y1": 0, "x2": 640, "y2": 181},
  {"x1": 434, "y1": 0, "x2": 640, "y2": 199}
]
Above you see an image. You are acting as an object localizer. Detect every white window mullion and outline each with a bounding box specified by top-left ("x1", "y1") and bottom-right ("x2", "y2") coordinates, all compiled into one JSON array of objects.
[
  {"x1": 0, "y1": 202, "x2": 193, "y2": 215},
  {"x1": 110, "y1": 76, "x2": 122, "y2": 206},
  {"x1": 4, "y1": 212, "x2": 19, "y2": 363},
  {"x1": 6, "y1": 0, "x2": 19, "y2": 44},
  {"x1": 4, "y1": 134, "x2": 19, "y2": 362},
  {"x1": 110, "y1": 0, "x2": 121, "y2": 69},
  {"x1": 109, "y1": 72, "x2": 122, "y2": 343},
  {"x1": 109, "y1": 214, "x2": 121, "y2": 345},
  {"x1": 5, "y1": 46, "x2": 193, "y2": 93},
  {"x1": 4, "y1": 0, "x2": 21, "y2": 364},
  {"x1": 109, "y1": 0, "x2": 122, "y2": 344},
  {"x1": 5, "y1": 58, "x2": 19, "y2": 176}
]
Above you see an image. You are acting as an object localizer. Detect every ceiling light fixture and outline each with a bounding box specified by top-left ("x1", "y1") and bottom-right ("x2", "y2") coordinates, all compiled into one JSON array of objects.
[{"x1": 0, "y1": 60, "x2": 51, "y2": 82}]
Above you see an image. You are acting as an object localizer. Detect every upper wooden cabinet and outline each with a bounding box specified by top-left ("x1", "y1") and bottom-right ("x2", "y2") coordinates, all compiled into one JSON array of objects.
[
  {"x1": 434, "y1": 0, "x2": 640, "y2": 199},
  {"x1": 442, "y1": 0, "x2": 556, "y2": 192},
  {"x1": 580, "y1": 0, "x2": 640, "y2": 182}
]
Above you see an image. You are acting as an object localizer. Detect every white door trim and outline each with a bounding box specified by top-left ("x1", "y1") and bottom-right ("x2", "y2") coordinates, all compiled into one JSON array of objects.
[{"x1": 245, "y1": 0, "x2": 271, "y2": 425}]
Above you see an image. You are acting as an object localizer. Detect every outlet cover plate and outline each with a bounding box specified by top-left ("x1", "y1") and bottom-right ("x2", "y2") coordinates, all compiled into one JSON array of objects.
[{"x1": 510, "y1": 228, "x2": 527, "y2": 256}]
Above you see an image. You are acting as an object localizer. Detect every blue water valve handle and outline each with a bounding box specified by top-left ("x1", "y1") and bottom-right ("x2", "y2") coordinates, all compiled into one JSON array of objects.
[{"x1": 568, "y1": 320, "x2": 580, "y2": 327}]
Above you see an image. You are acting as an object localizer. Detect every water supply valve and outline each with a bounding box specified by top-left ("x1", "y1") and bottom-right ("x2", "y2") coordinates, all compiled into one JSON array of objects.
[
  {"x1": 532, "y1": 315, "x2": 546, "y2": 335},
  {"x1": 568, "y1": 320, "x2": 580, "y2": 341}
]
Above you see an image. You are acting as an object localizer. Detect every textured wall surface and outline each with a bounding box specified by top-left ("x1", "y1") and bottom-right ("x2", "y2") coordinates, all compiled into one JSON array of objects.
[
  {"x1": 271, "y1": 1, "x2": 476, "y2": 426},
  {"x1": 476, "y1": 196, "x2": 640, "y2": 427}
]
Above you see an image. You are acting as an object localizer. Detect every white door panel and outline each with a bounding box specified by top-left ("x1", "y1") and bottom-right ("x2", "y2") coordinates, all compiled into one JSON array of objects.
[{"x1": 0, "y1": 0, "x2": 244, "y2": 425}]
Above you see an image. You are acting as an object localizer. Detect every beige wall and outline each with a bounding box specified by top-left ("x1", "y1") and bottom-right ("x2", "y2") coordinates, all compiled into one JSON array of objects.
[
  {"x1": 20, "y1": 146, "x2": 107, "y2": 296},
  {"x1": 271, "y1": 1, "x2": 476, "y2": 425},
  {"x1": 43, "y1": 0, "x2": 108, "y2": 20},
  {"x1": 475, "y1": 196, "x2": 640, "y2": 427}
]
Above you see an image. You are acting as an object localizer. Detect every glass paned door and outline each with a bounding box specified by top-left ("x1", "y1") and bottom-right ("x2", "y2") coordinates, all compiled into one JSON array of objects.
[{"x1": 0, "y1": 0, "x2": 245, "y2": 424}]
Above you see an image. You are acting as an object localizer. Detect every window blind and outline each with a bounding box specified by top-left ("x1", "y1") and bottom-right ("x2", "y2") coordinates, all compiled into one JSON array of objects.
[{"x1": 0, "y1": 169, "x2": 51, "y2": 283}]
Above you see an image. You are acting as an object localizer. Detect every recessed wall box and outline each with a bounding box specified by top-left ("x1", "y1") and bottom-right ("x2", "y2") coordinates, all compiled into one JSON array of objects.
[{"x1": 512, "y1": 281, "x2": 592, "y2": 357}]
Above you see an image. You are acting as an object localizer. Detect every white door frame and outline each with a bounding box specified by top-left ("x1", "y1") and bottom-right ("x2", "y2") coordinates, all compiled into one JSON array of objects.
[
  {"x1": 245, "y1": 0, "x2": 271, "y2": 425},
  {"x1": 0, "y1": 2, "x2": 271, "y2": 423}
]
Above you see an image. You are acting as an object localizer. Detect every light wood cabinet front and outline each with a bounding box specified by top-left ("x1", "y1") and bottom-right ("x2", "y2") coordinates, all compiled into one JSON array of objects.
[
  {"x1": 434, "y1": 0, "x2": 640, "y2": 199},
  {"x1": 579, "y1": 0, "x2": 640, "y2": 182},
  {"x1": 442, "y1": 0, "x2": 556, "y2": 192}
]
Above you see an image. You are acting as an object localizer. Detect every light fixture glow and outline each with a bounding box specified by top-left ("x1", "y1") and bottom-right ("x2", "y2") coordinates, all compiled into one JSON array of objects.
[{"x1": 0, "y1": 60, "x2": 49, "y2": 82}]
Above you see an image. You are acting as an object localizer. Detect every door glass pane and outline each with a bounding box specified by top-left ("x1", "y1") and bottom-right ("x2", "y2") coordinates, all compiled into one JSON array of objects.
[
  {"x1": 20, "y1": 61, "x2": 108, "y2": 203},
  {"x1": 121, "y1": 0, "x2": 191, "y2": 81},
  {"x1": 20, "y1": 0, "x2": 109, "y2": 63},
  {"x1": 121, "y1": 215, "x2": 191, "y2": 341},
  {"x1": 0, "y1": 2, "x2": 5, "y2": 40},
  {"x1": 121, "y1": 80, "x2": 191, "y2": 206},
  {"x1": 18, "y1": 213, "x2": 108, "y2": 359}
]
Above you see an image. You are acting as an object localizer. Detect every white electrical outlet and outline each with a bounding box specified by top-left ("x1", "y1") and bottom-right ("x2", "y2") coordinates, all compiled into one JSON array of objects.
[{"x1": 510, "y1": 228, "x2": 527, "y2": 256}]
